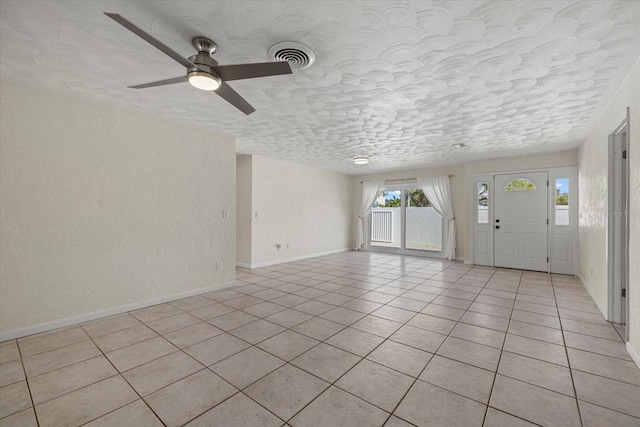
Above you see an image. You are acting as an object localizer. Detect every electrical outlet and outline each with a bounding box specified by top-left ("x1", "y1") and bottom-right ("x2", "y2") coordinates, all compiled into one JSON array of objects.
[
  {"x1": 276, "y1": 243, "x2": 281, "y2": 251},
  {"x1": 254, "y1": 211, "x2": 259, "y2": 218},
  {"x1": 286, "y1": 243, "x2": 289, "y2": 249},
  {"x1": 590, "y1": 267, "x2": 593, "y2": 276},
  {"x1": 216, "y1": 262, "x2": 223, "y2": 271},
  {"x1": 223, "y1": 210, "x2": 229, "y2": 219}
]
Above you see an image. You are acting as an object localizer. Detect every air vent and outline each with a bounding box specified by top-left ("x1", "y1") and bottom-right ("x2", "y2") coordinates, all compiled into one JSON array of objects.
[
  {"x1": 268, "y1": 42, "x2": 315, "y2": 70},
  {"x1": 453, "y1": 143, "x2": 466, "y2": 149}
]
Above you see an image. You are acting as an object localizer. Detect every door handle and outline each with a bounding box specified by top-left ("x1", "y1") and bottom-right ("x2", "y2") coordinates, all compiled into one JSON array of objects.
[{"x1": 495, "y1": 225, "x2": 500, "y2": 229}]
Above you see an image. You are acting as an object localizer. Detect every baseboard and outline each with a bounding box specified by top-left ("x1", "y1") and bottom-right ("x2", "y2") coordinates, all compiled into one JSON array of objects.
[
  {"x1": 576, "y1": 273, "x2": 608, "y2": 319},
  {"x1": 0, "y1": 281, "x2": 236, "y2": 342},
  {"x1": 626, "y1": 342, "x2": 640, "y2": 370},
  {"x1": 463, "y1": 259, "x2": 472, "y2": 264},
  {"x1": 236, "y1": 248, "x2": 352, "y2": 269}
]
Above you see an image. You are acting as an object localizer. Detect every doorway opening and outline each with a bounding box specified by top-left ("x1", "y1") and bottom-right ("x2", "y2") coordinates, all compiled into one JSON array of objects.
[
  {"x1": 472, "y1": 167, "x2": 578, "y2": 274},
  {"x1": 607, "y1": 114, "x2": 630, "y2": 338}
]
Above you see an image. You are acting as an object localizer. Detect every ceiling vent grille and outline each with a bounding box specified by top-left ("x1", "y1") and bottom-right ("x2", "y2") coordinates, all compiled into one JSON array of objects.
[{"x1": 268, "y1": 42, "x2": 315, "y2": 70}]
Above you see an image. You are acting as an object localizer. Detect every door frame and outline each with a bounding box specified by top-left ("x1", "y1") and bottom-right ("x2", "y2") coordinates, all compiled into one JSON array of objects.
[
  {"x1": 607, "y1": 112, "x2": 630, "y2": 334},
  {"x1": 470, "y1": 167, "x2": 578, "y2": 274}
]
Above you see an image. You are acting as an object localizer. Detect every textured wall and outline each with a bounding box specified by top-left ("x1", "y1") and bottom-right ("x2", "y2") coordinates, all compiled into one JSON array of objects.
[
  {"x1": 578, "y1": 58, "x2": 640, "y2": 356},
  {"x1": 0, "y1": 80, "x2": 236, "y2": 332},
  {"x1": 236, "y1": 155, "x2": 253, "y2": 265},
  {"x1": 250, "y1": 155, "x2": 353, "y2": 265}
]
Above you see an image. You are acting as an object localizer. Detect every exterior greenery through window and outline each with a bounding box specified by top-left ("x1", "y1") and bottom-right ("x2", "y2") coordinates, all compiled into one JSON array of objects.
[
  {"x1": 478, "y1": 183, "x2": 488, "y2": 206},
  {"x1": 504, "y1": 178, "x2": 536, "y2": 191},
  {"x1": 555, "y1": 178, "x2": 570, "y2": 225},
  {"x1": 556, "y1": 182, "x2": 569, "y2": 205},
  {"x1": 371, "y1": 189, "x2": 441, "y2": 251},
  {"x1": 375, "y1": 190, "x2": 431, "y2": 207},
  {"x1": 478, "y1": 182, "x2": 488, "y2": 224}
]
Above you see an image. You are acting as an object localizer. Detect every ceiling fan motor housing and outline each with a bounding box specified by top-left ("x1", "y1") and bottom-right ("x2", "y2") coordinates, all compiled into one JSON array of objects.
[
  {"x1": 192, "y1": 37, "x2": 217, "y2": 56},
  {"x1": 188, "y1": 52, "x2": 219, "y2": 79},
  {"x1": 188, "y1": 38, "x2": 220, "y2": 78}
]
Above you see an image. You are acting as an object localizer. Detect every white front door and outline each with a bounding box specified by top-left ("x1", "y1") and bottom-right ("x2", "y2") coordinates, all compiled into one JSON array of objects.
[{"x1": 494, "y1": 172, "x2": 548, "y2": 272}]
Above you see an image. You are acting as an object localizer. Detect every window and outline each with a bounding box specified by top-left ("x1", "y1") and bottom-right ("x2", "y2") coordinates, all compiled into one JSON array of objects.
[
  {"x1": 504, "y1": 178, "x2": 536, "y2": 191},
  {"x1": 370, "y1": 188, "x2": 442, "y2": 252},
  {"x1": 478, "y1": 182, "x2": 488, "y2": 224},
  {"x1": 371, "y1": 190, "x2": 401, "y2": 248},
  {"x1": 406, "y1": 189, "x2": 442, "y2": 251},
  {"x1": 555, "y1": 178, "x2": 569, "y2": 225}
]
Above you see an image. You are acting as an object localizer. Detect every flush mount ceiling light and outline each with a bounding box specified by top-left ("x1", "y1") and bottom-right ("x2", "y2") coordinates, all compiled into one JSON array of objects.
[
  {"x1": 453, "y1": 143, "x2": 466, "y2": 149},
  {"x1": 353, "y1": 157, "x2": 369, "y2": 165},
  {"x1": 187, "y1": 71, "x2": 222, "y2": 91}
]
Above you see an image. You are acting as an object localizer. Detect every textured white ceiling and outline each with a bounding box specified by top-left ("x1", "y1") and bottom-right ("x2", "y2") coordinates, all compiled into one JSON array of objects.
[{"x1": 1, "y1": 1, "x2": 640, "y2": 174}]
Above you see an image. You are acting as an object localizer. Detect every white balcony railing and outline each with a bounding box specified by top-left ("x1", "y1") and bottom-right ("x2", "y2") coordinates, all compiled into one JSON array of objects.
[{"x1": 371, "y1": 211, "x2": 392, "y2": 242}]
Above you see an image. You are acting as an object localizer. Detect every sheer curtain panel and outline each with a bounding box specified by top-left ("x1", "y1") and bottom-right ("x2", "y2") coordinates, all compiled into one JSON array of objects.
[
  {"x1": 417, "y1": 176, "x2": 456, "y2": 260},
  {"x1": 357, "y1": 181, "x2": 385, "y2": 250}
]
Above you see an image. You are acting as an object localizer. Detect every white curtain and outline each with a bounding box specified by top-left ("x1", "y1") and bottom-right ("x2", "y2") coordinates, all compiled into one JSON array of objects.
[
  {"x1": 357, "y1": 181, "x2": 385, "y2": 250},
  {"x1": 417, "y1": 176, "x2": 456, "y2": 260}
]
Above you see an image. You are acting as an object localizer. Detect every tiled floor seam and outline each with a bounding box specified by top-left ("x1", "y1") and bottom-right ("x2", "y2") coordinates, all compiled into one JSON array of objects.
[
  {"x1": 382, "y1": 267, "x2": 507, "y2": 426},
  {"x1": 481, "y1": 269, "x2": 522, "y2": 426},
  {"x1": 15, "y1": 339, "x2": 41, "y2": 427},
  {"x1": 83, "y1": 330, "x2": 170, "y2": 426},
  {"x1": 273, "y1": 277, "x2": 437, "y2": 425},
  {"x1": 87, "y1": 317, "x2": 288, "y2": 427},
  {"x1": 551, "y1": 276, "x2": 585, "y2": 427},
  {"x1": 258, "y1": 265, "x2": 456, "y2": 425},
  {"x1": 12, "y1": 255, "x2": 634, "y2": 427}
]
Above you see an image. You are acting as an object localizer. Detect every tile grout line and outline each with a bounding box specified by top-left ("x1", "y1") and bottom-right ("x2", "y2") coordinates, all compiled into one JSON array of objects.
[
  {"x1": 13, "y1": 253, "x2": 629, "y2": 426},
  {"x1": 551, "y1": 275, "x2": 585, "y2": 427},
  {"x1": 14, "y1": 340, "x2": 42, "y2": 427},
  {"x1": 79, "y1": 323, "x2": 172, "y2": 427},
  {"x1": 478, "y1": 267, "x2": 513, "y2": 427},
  {"x1": 274, "y1": 260, "x2": 459, "y2": 425}
]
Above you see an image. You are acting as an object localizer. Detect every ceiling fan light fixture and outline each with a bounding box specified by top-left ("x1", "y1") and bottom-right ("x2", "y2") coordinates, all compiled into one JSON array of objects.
[
  {"x1": 187, "y1": 71, "x2": 222, "y2": 91},
  {"x1": 353, "y1": 157, "x2": 369, "y2": 165}
]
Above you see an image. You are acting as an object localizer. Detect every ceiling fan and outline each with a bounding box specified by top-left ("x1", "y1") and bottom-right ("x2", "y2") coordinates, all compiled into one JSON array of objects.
[{"x1": 104, "y1": 13, "x2": 292, "y2": 115}]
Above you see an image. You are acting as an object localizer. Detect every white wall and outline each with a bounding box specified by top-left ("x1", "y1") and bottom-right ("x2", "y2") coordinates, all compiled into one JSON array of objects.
[
  {"x1": 351, "y1": 150, "x2": 577, "y2": 261},
  {"x1": 245, "y1": 155, "x2": 353, "y2": 267},
  {"x1": 578, "y1": 57, "x2": 640, "y2": 362},
  {"x1": 236, "y1": 155, "x2": 252, "y2": 265},
  {"x1": 0, "y1": 80, "x2": 236, "y2": 334}
]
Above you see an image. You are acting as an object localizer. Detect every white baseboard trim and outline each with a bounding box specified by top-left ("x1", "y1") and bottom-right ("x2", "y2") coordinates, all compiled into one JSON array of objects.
[
  {"x1": 463, "y1": 259, "x2": 473, "y2": 265},
  {"x1": 626, "y1": 342, "x2": 640, "y2": 370},
  {"x1": 235, "y1": 261, "x2": 252, "y2": 269},
  {"x1": 0, "y1": 281, "x2": 236, "y2": 342},
  {"x1": 235, "y1": 248, "x2": 352, "y2": 269},
  {"x1": 576, "y1": 273, "x2": 608, "y2": 320}
]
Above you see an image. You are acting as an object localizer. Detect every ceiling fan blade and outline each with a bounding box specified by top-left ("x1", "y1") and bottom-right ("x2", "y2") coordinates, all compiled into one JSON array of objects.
[
  {"x1": 104, "y1": 13, "x2": 196, "y2": 70},
  {"x1": 215, "y1": 82, "x2": 255, "y2": 115},
  {"x1": 211, "y1": 61, "x2": 292, "y2": 81},
  {"x1": 128, "y1": 76, "x2": 187, "y2": 89}
]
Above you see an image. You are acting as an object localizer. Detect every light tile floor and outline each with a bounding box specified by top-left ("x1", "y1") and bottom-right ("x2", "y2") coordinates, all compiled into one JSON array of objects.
[{"x1": 1, "y1": 252, "x2": 639, "y2": 426}]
